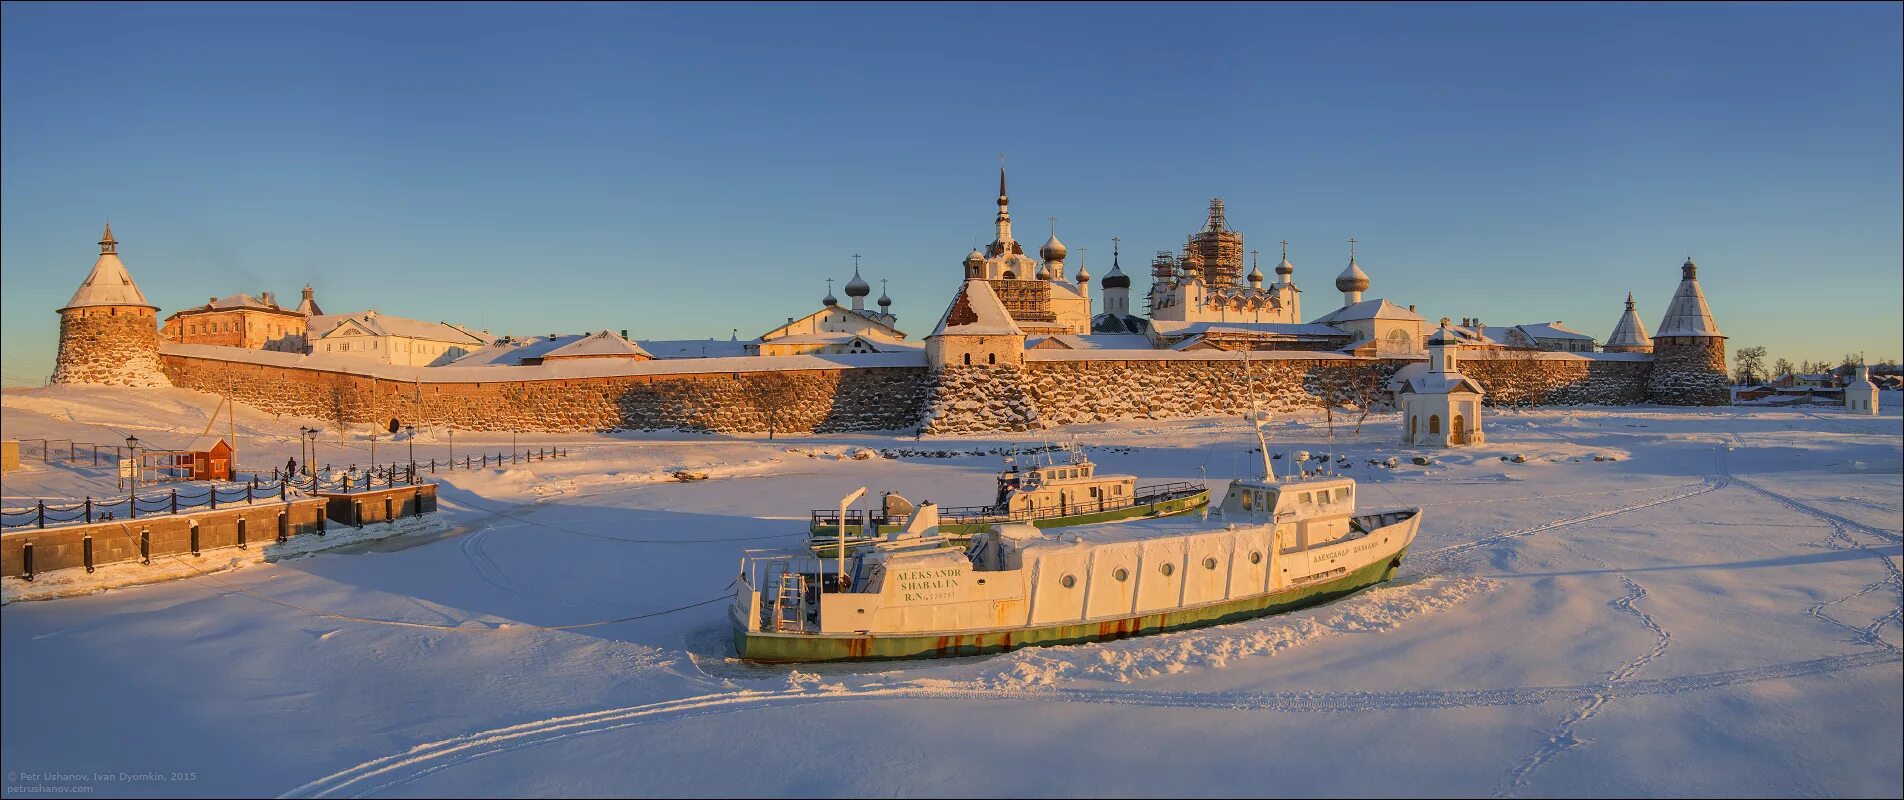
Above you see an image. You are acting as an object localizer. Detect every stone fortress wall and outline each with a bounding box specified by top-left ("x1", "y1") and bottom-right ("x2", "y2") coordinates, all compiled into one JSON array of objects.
[{"x1": 155, "y1": 346, "x2": 1661, "y2": 436}]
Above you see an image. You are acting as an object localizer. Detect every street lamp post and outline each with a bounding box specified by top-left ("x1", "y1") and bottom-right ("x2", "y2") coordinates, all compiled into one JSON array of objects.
[
  {"x1": 306, "y1": 428, "x2": 321, "y2": 477},
  {"x1": 448, "y1": 428, "x2": 454, "y2": 465},
  {"x1": 406, "y1": 425, "x2": 416, "y2": 466},
  {"x1": 125, "y1": 435, "x2": 140, "y2": 492}
]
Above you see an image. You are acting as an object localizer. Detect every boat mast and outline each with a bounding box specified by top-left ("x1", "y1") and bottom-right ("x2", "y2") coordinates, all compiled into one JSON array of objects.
[{"x1": 1243, "y1": 349, "x2": 1276, "y2": 482}]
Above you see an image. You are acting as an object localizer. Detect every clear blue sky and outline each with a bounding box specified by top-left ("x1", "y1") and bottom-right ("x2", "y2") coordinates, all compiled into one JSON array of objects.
[{"x1": 4, "y1": 2, "x2": 1899, "y2": 385}]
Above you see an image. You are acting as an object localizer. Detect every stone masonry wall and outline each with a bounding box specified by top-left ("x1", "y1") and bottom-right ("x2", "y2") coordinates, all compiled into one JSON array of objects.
[
  {"x1": 1646, "y1": 339, "x2": 1729, "y2": 405},
  {"x1": 52, "y1": 309, "x2": 171, "y2": 388},
  {"x1": 1460, "y1": 357, "x2": 1653, "y2": 407},
  {"x1": 919, "y1": 365, "x2": 1042, "y2": 434},
  {"x1": 160, "y1": 354, "x2": 928, "y2": 434},
  {"x1": 157, "y1": 349, "x2": 1684, "y2": 437},
  {"x1": 1025, "y1": 359, "x2": 1400, "y2": 426}
]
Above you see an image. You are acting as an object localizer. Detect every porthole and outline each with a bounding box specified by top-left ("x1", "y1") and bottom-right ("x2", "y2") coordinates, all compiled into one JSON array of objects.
[
  {"x1": 1249, "y1": 551, "x2": 1262, "y2": 565},
  {"x1": 1160, "y1": 563, "x2": 1175, "y2": 577},
  {"x1": 1203, "y1": 557, "x2": 1218, "y2": 570},
  {"x1": 1113, "y1": 568, "x2": 1129, "y2": 582},
  {"x1": 1060, "y1": 574, "x2": 1077, "y2": 589}
]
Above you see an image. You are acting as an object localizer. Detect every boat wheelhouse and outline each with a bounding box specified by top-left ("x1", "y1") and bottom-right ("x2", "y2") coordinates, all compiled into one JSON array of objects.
[{"x1": 808, "y1": 446, "x2": 1208, "y2": 549}]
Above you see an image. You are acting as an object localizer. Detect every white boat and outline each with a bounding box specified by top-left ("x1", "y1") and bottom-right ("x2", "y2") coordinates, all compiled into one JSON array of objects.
[{"x1": 732, "y1": 402, "x2": 1421, "y2": 662}]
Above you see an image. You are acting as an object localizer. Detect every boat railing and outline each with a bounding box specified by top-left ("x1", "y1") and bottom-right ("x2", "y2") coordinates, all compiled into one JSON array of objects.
[{"x1": 809, "y1": 481, "x2": 1208, "y2": 532}]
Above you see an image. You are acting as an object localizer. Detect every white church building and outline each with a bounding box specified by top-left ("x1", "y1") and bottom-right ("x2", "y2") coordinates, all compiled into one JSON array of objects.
[{"x1": 1394, "y1": 322, "x2": 1486, "y2": 447}]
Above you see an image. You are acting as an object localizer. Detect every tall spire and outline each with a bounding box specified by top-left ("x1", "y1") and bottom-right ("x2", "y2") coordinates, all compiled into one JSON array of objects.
[
  {"x1": 99, "y1": 223, "x2": 117, "y2": 255},
  {"x1": 992, "y1": 157, "x2": 1013, "y2": 248},
  {"x1": 1605, "y1": 290, "x2": 1652, "y2": 352},
  {"x1": 1655, "y1": 258, "x2": 1722, "y2": 337}
]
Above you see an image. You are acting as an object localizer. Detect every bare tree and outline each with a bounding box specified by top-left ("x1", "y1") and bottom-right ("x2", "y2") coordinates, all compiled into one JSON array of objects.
[
  {"x1": 747, "y1": 372, "x2": 804, "y2": 440},
  {"x1": 1341, "y1": 366, "x2": 1388, "y2": 437},
  {"x1": 1772, "y1": 357, "x2": 1795, "y2": 380},
  {"x1": 1733, "y1": 345, "x2": 1767, "y2": 386}
]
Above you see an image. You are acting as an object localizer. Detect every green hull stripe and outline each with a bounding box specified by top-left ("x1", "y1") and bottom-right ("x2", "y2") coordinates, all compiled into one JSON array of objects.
[{"x1": 737, "y1": 545, "x2": 1408, "y2": 663}]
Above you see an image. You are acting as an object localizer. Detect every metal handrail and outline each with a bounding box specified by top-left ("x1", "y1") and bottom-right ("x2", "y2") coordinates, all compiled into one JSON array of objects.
[{"x1": 810, "y1": 482, "x2": 1208, "y2": 531}]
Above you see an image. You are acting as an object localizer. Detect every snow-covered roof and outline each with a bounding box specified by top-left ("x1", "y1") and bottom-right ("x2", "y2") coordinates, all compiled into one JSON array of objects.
[
  {"x1": 1655, "y1": 259, "x2": 1723, "y2": 337},
  {"x1": 1025, "y1": 349, "x2": 1361, "y2": 364},
  {"x1": 1026, "y1": 334, "x2": 1155, "y2": 351},
  {"x1": 1090, "y1": 313, "x2": 1150, "y2": 335},
  {"x1": 162, "y1": 342, "x2": 927, "y2": 381},
  {"x1": 1605, "y1": 294, "x2": 1651, "y2": 349},
  {"x1": 1309, "y1": 298, "x2": 1421, "y2": 325},
  {"x1": 171, "y1": 293, "x2": 302, "y2": 317},
  {"x1": 446, "y1": 334, "x2": 579, "y2": 366},
  {"x1": 759, "y1": 306, "x2": 905, "y2": 341},
  {"x1": 62, "y1": 252, "x2": 156, "y2": 311},
  {"x1": 1439, "y1": 323, "x2": 1507, "y2": 346},
  {"x1": 930, "y1": 280, "x2": 1023, "y2": 337},
  {"x1": 760, "y1": 331, "x2": 914, "y2": 348},
  {"x1": 310, "y1": 312, "x2": 492, "y2": 345},
  {"x1": 1150, "y1": 320, "x2": 1349, "y2": 339},
  {"x1": 1511, "y1": 322, "x2": 1594, "y2": 341},
  {"x1": 541, "y1": 330, "x2": 653, "y2": 360},
  {"x1": 1386, "y1": 362, "x2": 1485, "y2": 395},
  {"x1": 635, "y1": 339, "x2": 755, "y2": 359}
]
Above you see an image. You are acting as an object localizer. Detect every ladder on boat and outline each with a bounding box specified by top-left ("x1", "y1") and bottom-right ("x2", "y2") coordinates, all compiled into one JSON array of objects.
[{"x1": 769, "y1": 571, "x2": 809, "y2": 633}]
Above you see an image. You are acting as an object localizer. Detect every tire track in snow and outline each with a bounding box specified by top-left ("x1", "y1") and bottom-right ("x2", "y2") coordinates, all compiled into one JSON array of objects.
[{"x1": 281, "y1": 650, "x2": 1900, "y2": 799}]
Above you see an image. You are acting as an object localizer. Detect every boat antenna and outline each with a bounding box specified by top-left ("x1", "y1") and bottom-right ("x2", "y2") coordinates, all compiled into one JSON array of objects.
[
  {"x1": 1243, "y1": 349, "x2": 1276, "y2": 482},
  {"x1": 1325, "y1": 402, "x2": 1338, "y2": 476}
]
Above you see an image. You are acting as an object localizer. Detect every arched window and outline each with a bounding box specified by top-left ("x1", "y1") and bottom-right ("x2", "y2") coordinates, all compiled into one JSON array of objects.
[
  {"x1": 1452, "y1": 415, "x2": 1466, "y2": 444},
  {"x1": 1409, "y1": 416, "x2": 1417, "y2": 440},
  {"x1": 988, "y1": 353, "x2": 996, "y2": 365},
  {"x1": 1429, "y1": 415, "x2": 1441, "y2": 434},
  {"x1": 963, "y1": 353, "x2": 971, "y2": 366}
]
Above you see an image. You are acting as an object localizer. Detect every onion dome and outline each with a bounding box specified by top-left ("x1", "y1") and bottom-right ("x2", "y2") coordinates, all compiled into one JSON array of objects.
[
  {"x1": 1101, "y1": 242, "x2": 1131, "y2": 289},
  {"x1": 844, "y1": 268, "x2": 871, "y2": 298},
  {"x1": 1276, "y1": 257, "x2": 1294, "y2": 277},
  {"x1": 1035, "y1": 262, "x2": 1050, "y2": 280},
  {"x1": 1247, "y1": 262, "x2": 1265, "y2": 285},
  {"x1": 822, "y1": 278, "x2": 838, "y2": 307},
  {"x1": 1074, "y1": 259, "x2": 1089, "y2": 285},
  {"x1": 1335, "y1": 258, "x2": 1370, "y2": 293},
  {"x1": 964, "y1": 248, "x2": 984, "y2": 269},
  {"x1": 877, "y1": 279, "x2": 892, "y2": 309},
  {"x1": 1040, "y1": 233, "x2": 1067, "y2": 262}
]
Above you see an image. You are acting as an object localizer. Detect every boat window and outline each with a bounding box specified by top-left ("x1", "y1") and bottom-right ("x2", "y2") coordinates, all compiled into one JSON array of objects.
[
  {"x1": 1113, "y1": 567, "x2": 1129, "y2": 582},
  {"x1": 1160, "y1": 562, "x2": 1175, "y2": 577},
  {"x1": 1202, "y1": 557, "x2": 1218, "y2": 570},
  {"x1": 1318, "y1": 491, "x2": 1331, "y2": 507},
  {"x1": 1060, "y1": 574, "x2": 1077, "y2": 589},
  {"x1": 1249, "y1": 551, "x2": 1262, "y2": 565},
  {"x1": 1335, "y1": 487, "x2": 1350, "y2": 502},
  {"x1": 1298, "y1": 492, "x2": 1313, "y2": 505},
  {"x1": 1241, "y1": 492, "x2": 1253, "y2": 511}
]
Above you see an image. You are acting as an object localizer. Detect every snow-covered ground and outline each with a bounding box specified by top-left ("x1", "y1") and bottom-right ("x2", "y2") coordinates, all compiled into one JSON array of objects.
[{"x1": 2, "y1": 385, "x2": 1900, "y2": 798}]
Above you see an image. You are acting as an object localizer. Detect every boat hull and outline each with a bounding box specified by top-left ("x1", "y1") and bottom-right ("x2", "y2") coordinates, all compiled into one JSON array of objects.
[{"x1": 735, "y1": 544, "x2": 1408, "y2": 663}]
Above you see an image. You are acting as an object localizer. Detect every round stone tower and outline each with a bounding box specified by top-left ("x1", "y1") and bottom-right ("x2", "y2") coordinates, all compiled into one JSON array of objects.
[
  {"x1": 51, "y1": 224, "x2": 171, "y2": 387},
  {"x1": 1645, "y1": 258, "x2": 1727, "y2": 405}
]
